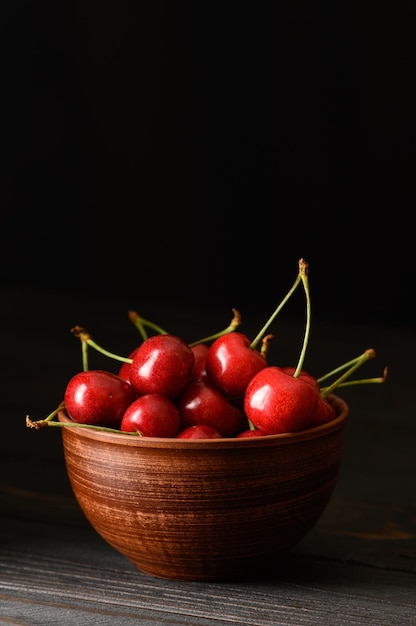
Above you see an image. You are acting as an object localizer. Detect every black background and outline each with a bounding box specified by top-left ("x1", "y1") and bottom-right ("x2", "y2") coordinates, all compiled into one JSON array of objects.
[{"x1": 2, "y1": 2, "x2": 415, "y2": 327}]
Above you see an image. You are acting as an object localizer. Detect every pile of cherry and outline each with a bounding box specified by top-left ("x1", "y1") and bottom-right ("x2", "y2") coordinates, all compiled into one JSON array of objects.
[{"x1": 26, "y1": 260, "x2": 386, "y2": 439}]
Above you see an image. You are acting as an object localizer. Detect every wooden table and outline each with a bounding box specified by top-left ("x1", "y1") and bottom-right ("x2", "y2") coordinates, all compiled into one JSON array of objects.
[{"x1": 1, "y1": 287, "x2": 415, "y2": 625}]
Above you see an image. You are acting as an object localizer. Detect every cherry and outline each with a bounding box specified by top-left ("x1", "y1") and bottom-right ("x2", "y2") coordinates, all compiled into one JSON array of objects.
[
  {"x1": 118, "y1": 346, "x2": 141, "y2": 383},
  {"x1": 189, "y1": 343, "x2": 210, "y2": 382},
  {"x1": 26, "y1": 260, "x2": 388, "y2": 440},
  {"x1": 236, "y1": 429, "x2": 268, "y2": 438},
  {"x1": 129, "y1": 334, "x2": 194, "y2": 399},
  {"x1": 242, "y1": 258, "x2": 320, "y2": 435},
  {"x1": 205, "y1": 332, "x2": 267, "y2": 397},
  {"x1": 311, "y1": 396, "x2": 336, "y2": 427},
  {"x1": 121, "y1": 394, "x2": 181, "y2": 437},
  {"x1": 177, "y1": 380, "x2": 243, "y2": 437},
  {"x1": 64, "y1": 369, "x2": 137, "y2": 428},
  {"x1": 280, "y1": 366, "x2": 320, "y2": 392},
  {"x1": 244, "y1": 366, "x2": 320, "y2": 434},
  {"x1": 177, "y1": 424, "x2": 222, "y2": 439}
]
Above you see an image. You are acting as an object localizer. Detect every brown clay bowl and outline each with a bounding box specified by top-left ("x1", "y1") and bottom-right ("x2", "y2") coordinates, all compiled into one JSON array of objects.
[{"x1": 58, "y1": 394, "x2": 349, "y2": 582}]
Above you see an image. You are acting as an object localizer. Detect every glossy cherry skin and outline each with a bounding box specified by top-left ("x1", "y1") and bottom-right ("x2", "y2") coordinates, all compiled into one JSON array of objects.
[
  {"x1": 244, "y1": 366, "x2": 320, "y2": 435},
  {"x1": 64, "y1": 369, "x2": 137, "y2": 428},
  {"x1": 189, "y1": 343, "x2": 210, "y2": 382},
  {"x1": 129, "y1": 334, "x2": 194, "y2": 399},
  {"x1": 280, "y1": 366, "x2": 320, "y2": 392},
  {"x1": 310, "y1": 396, "x2": 336, "y2": 427},
  {"x1": 118, "y1": 346, "x2": 141, "y2": 383},
  {"x1": 120, "y1": 394, "x2": 181, "y2": 437},
  {"x1": 176, "y1": 424, "x2": 222, "y2": 439},
  {"x1": 236, "y1": 429, "x2": 268, "y2": 438},
  {"x1": 177, "y1": 380, "x2": 243, "y2": 437},
  {"x1": 205, "y1": 332, "x2": 267, "y2": 397}
]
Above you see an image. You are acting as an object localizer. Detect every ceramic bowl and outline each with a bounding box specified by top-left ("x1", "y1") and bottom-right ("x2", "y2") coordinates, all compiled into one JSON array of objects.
[{"x1": 58, "y1": 393, "x2": 349, "y2": 582}]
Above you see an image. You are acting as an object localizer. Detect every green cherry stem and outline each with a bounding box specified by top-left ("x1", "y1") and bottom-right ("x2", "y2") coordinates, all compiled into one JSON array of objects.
[
  {"x1": 293, "y1": 259, "x2": 311, "y2": 378},
  {"x1": 320, "y1": 348, "x2": 377, "y2": 398},
  {"x1": 27, "y1": 406, "x2": 61, "y2": 425},
  {"x1": 128, "y1": 310, "x2": 169, "y2": 337},
  {"x1": 71, "y1": 326, "x2": 133, "y2": 364},
  {"x1": 250, "y1": 258, "x2": 307, "y2": 351},
  {"x1": 189, "y1": 308, "x2": 242, "y2": 347},
  {"x1": 82, "y1": 338, "x2": 88, "y2": 371},
  {"x1": 26, "y1": 405, "x2": 62, "y2": 429},
  {"x1": 26, "y1": 415, "x2": 140, "y2": 435},
  {"x1": 317, "y1": 353, "x2": 374, "y2": 384},
  {"x1": 26, "y1": 406, "x2": 141, "y2": 435},
  {"x1": 128, "y1": 311, "x2": 148, "y2": 340},
  {"x1": 327, "y1": 366, "x2": 388, "y2": 390}
]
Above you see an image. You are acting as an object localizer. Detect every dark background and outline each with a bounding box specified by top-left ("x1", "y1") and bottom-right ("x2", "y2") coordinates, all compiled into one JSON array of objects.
[{"x1": 2, "y1": 2, "x2": 415, "y2": 327}]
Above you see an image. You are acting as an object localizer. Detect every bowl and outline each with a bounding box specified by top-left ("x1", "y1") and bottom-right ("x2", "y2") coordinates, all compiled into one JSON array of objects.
[{"x1": 58, "y1": 393, "x2": 349, "y2": 582}]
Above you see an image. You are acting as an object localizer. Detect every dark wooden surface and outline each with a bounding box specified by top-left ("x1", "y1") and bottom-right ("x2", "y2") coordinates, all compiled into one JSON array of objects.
[{"x1": 1, "y1": 287, "x2": 416, "y2": 625}]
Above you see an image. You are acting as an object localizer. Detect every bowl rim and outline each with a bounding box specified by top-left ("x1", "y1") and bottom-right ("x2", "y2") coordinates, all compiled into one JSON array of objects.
[{"x1": 57, "y1": 393, "x2": 349, "y2": 449}]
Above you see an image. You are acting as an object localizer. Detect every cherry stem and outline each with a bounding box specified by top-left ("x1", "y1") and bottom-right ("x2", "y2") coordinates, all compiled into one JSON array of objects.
[
  {"x1": 320, "y1": 348, "x2": 377, "y2": 398},
  {"x1": 317, "y1": 353, "x2": 373, "y2": 384},
  {"x1": 189, "y1": 308, "x2": 242, "y2": 347},
  {"x1": 26, "y1": 405, "x2": 62, "y2": 429},
  {"x1": 128, "y1": 311, "x2": 148, "y2": 340},
  {"x1": 71, "y1": 326, "x2": 132, "y2": 364},
  {"x1": 82, "y1": 340, "x2": 88, "y2": 371},
  {"x1": 260, "y1": 334, "x2": 274, "y2": 359},
  {"x1": 26, "y1": 408, "x2": 141, "y2": 435},
  {"x1": 25, "y1": 406, "x2": 61, "y2": 427},
  {"x1": 293, "y1": 260, "x2": 311, "y2": 378},
  {"x1": 323, "y1": 366, "x2": 388, "y2": 391},
  {"x1": 128, "y1": 310, "x2": 169, "y2": 338},
  {"x1": 250, "y1": 258, "x2": 306, "y2": 350}
]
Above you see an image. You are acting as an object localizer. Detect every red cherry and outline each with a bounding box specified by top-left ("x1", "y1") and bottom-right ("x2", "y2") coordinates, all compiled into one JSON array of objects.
[
  {"x1": 190, "y1": 343, "x2": 210, "y2": 382},
  {"x1": 120, "y1": 394, "x2": 181, "y2": 437},
  {"x1": 177, "y1": 380, "x2": 243, "y2": 437},
  {"x1": 64, "y1": 369, "x2": 137, "y2": 428},
  {"x1": 118, "y1": 346, "x2": 141, "y2": 383},
  {"x1": 244, "y1": 366, "x2": 320, "y2": 434},
  {"x1": 280, "y1": 366, "x2": 320, "y2": 392},
  {"x1": 310, "y1": 396, "x2": 337, "y2": 427},
  {"x1": 236, "y1": 429, "x2": 268, "y2": 438},
  {"x1": 129, "y1": 334, "x2": 194, "y2": 399},
  {"x1": 205, "y1": 332, "x2": 267, "y2": 397},
  {"x1": 177, "y1": 424, "x2": 222, "y2": 439}
]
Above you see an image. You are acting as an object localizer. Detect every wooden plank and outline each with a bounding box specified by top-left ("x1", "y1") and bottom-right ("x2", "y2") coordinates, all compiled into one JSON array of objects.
[
  {"x1": 1, "y1": 516, "x2": 416, "y2": 625},
  {"x1": 1, "y1": 489, "x2": 416, "y2": 625}
]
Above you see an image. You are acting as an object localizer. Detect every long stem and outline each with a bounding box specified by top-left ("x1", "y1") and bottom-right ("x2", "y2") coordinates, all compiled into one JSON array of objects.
[
  {"x1": 82, "y1": 340, "x2": 88, "y2": 371},
  {"x1": 320, "y1": 349, "x2": 377, "y2": 398},
  {"x1": 293, "y1": 260, "x2": 311, "y2": 378},
  {"x1": 86, "y1": 339, "x2": 132, "y2": 363},
  {"x1": 25, "y1": 407, "x2": 141, "y2": 435},
  {"x1": 317, "y1": 354, "x2": 371, "y2": 384},
  {"x1": 189, "y1": 309, "x2": 241, "y2": 347},
  {"x1": 26, "y1": 415, "x2": 140, "y2": 435},
  {"x1": 250, "y1": 259, "x2": 306, "y2": 350},
  {"x1": 71, "y1": 326, "x2": 132, "y2": 364},
  {"x1": 128, "y1": 310, "x2": 168, "y2": 337},
  {"x1": 322, "y1": 366, "x2": 388, "y2": 392},
  {"x1": 128, "y1": 311, "x2": 148, "y2": 340}
]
